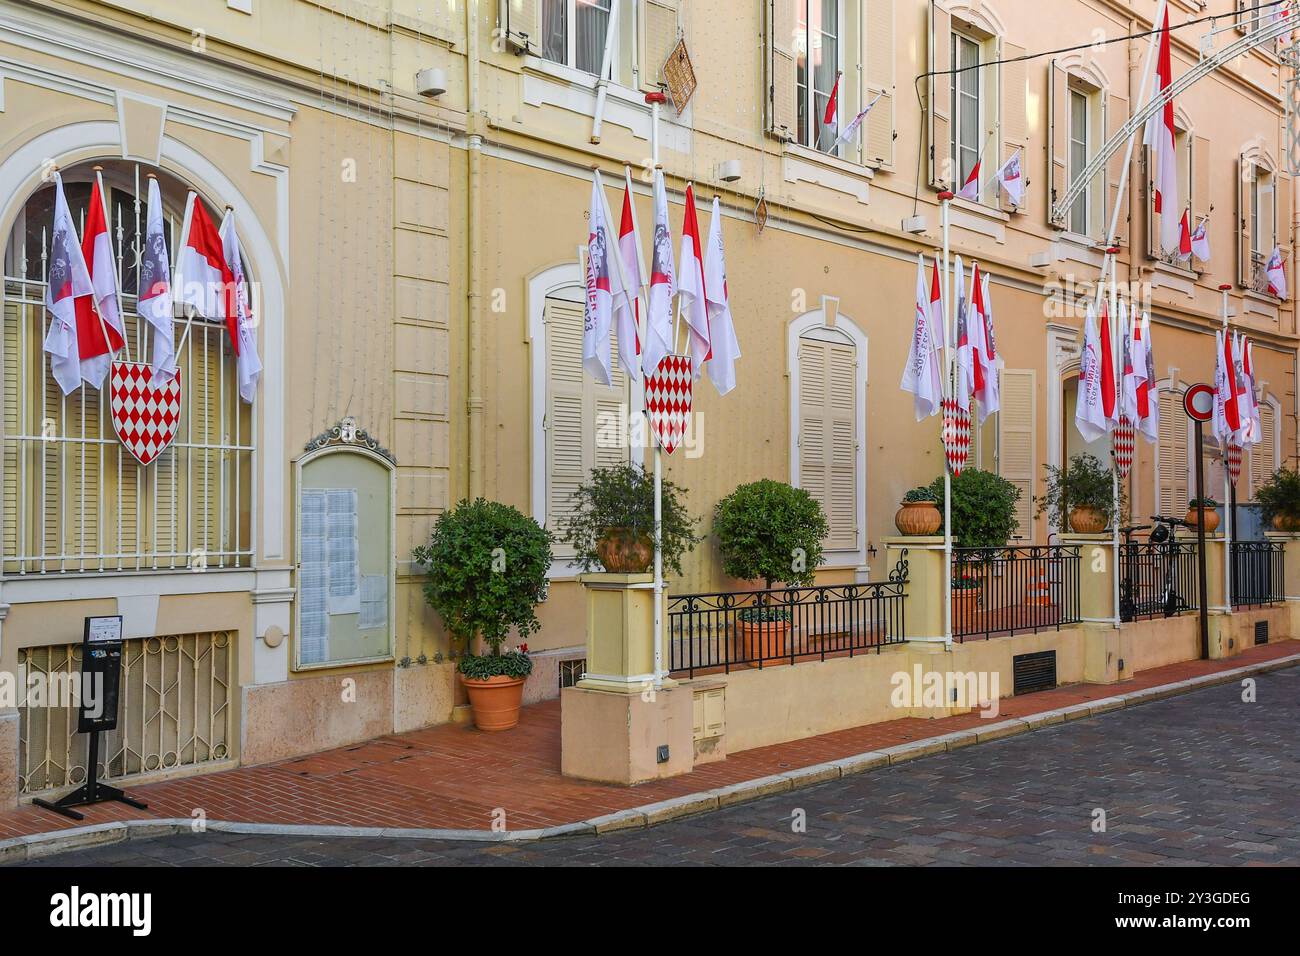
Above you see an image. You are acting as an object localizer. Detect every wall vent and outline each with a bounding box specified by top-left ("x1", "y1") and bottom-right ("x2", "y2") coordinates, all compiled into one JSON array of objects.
[
  {"x1": 1013, "y1": 650, "x2": 1057, "y2": 696},
  {"x1": 1255, "y1": 621, "x2": 1269, "y2": 646}
]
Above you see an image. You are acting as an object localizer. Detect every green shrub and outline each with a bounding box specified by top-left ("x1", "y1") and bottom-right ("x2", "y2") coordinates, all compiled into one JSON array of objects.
[
  {"x1": 412, "y1": 498, "x2": 552, "y2": 675},
  {"x1": 1188, "y1": 496, "x2": 1221, "y2": 510},
  {"x1": 902, "y1": 486, "x2": 939, "y2": 503},
  {"x1": 713, "y1": 479, "x2": 828, "y2": 588},
  {"x1": 928, "y1": 468, "x2": 1021, "y2": 547},
  {"x1": 1255, "y1": 467, "x2": 1300, "y2": 523},
  {"x1": 1034, "y1": 454, "x2": 1122, "y2": 531},
  {"x1": 561, "y1": 463, "x2": 700, "y2": 575}
]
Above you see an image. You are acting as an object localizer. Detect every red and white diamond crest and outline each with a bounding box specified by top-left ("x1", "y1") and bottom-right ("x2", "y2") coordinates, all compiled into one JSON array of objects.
[
  {"x1": 1112, "y1": 415, "x2": 1135, "y2": 478},
  {"x1": 1226, "y1": 442, "x2": 1243, "y2": 486},
  {"x1": 645, "y1": 353, "x2": 692, "y2": 454},
  {"x1": 110, "y1": 361, "x2": 181, "y2": 465},
  {"x1": 942, "y1": 399, "x2": 971, "y2": 476}
]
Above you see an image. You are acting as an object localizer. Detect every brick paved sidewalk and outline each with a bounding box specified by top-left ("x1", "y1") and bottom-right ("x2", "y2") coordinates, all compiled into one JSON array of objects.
[{"x1": 1, "y1": 641, "x2": 1294, "y2": 841}]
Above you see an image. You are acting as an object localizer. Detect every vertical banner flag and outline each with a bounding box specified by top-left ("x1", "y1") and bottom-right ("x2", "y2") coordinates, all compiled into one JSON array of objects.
[
  {"x1": 953, "y1": 256, "x2": 972, "y2": 411},
  {"x1": 965, "y1": 263, "x2": 990, "y2": 418},
  {"x1": 1143, "y1": 6, "x2": 1181, "y2": 256},
  {"x1": 583, "y1": 170, "x2": 617, "y2": 384},
  {"x1": 995, "y1": 151, "x2": 1023, "y2": 206},
  {"x1": 75, "y1": 175, "x2": 127, "y2": 388},
  {"x1": 138, "y1": 176, "x2": 176, "y2": 385},
  {"x1": 1266, "y1": 246, "x2": 1288, "y2": 298},
  {"x1": 703, "y1": 197, "x2": 741, "y2": 395},
  {"x1": 644, "y1": 168, "x2": 676, "y2": 380},
  {"x1": 822, "y1": 71, "x2": 840, "y2": 146},
  {"x1": 678, "y1": 183, "x2": 711, "y2": 375},
  {"x1": 1178, "y1": 211, "x2": 1193, "y2": 260},
  {"x1": 1075, "y1": 303, "x2": 1109, "y2": 442},
  {"x1": 219, "y1": 210, "x2": 262, "y2": 403},
  {"x1": 1099, "y1": 301, "x2": 1118, "y2": 426},
  {"x1": 176, "y1": 192, "x2": 234, "y2": 327},
  {"x1": 975, "y1": 268, "x2": 999, "y2": 420},
  {"x1": 900, "y1": 254, "x2": 942, "y2": 420},
  {"x1": 42, "y1": 172, "x2": 93, "y2": 395},
  {"x1": 1243, "y1": 337, "x2": 1261, "y2": 444},
  {"x1": 1137, "y1": 312, "x2": 1159, "y2": 443},
  {"x1": 836, "y1": 90, "x2": 884, "y2": 146},
  {"x1": 1213, "y1": 328, "x2": 1242, "y2": 444},
  {"x1": 616, "y1": 168, "x2": 644, "y2": 381}
]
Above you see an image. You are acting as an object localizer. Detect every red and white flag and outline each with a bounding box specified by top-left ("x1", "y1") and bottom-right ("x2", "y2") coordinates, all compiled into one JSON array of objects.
[
  {"x1": 994, "y1": 151, "x2": 1023, "y2": 206},
  {"x1": 822, "y1": 72, "x2": 840, "y2": 145},
  {"x1": 138, "y1": 176, "x2": 176, "y2": 386},
  {"x1": 1100, "y1": 301, "x2": 1118, "y2": 427},
  {"x1": 1232, "y1": 331, "x2": 1254, "y2": 443},
  {"x1": 900, "y1": 254, "x2": 943, "y2": 421},
  {"x1": 956, "y1": 161, "x2": 981, "y2": 201},
  {"x1": 1178, "y1": 210, "x2": 1193, "y2": 260},
  {"x1": 1213, "y1": 328, "x2": 1242, "y2": 445},
  {"x1": 953, "y1": 256, "x2": 973, "y2": 411},
  {"x1": 835, "y1": 90, "x2": 884, "y2": 146},
  {"x1": 1190, "y1": 216, "x2": 1211, "y2": 262},
  {"x1": 1266, "y1": 246, "x2": 1288, "y2": 298},
  {"x1": 678, "y1": 183, "x2": 711, "y2": 375},
  {"x1": 1242, "y1": 337, "x2": 1261, "y2": 444},
  {"x1": 616, "y1": 169, "x2": 644, "y2": 381},
  {"x1": 1075, "y1": 303, "x2": 1112, "y2": 442},
  {"x1": 219, "y1": 210, "x2": 262, "y2": 403},
  {"x1": 41, "y1": 173, "x2": 93, "y2": 396},
  {"x1": 703, "y1": 197, "x2": 741, "y2": 396},
  {"x1": 583, "y1": 170, "x2": 632, "y2": 385},
  {"x1": 1121, "y1": 302, "x2": 1145, "y2": 425},
  {"x1": 1143, "y1": 6, "x2": 1181, "y2": 257},
  {"x1": 1136, "y1": 312, "x2": 1159, "y2": 443},
  {"x1": 643, "y1": 168, "x2": 676, "y2": 380},
  {"x1": 972, "y1": 265, "x2": 998, "y2": 422},
  {"x1": 175, "y1": 192, "x2": 234, "y2": 330},
  {"x1": 74, "y1": 175, "x2": 127, "y2": 388}
]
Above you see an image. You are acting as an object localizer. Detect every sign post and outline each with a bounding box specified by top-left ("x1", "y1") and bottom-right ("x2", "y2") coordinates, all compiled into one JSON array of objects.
[
  {"x1": 1184, "y1": 384, "x2": 1215, "y2": 660},
  {"x1": 32, "y1": 615, "x2": 149, "y2": 820}
]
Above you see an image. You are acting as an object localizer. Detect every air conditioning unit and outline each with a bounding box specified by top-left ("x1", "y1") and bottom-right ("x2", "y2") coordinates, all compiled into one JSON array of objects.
[{"x1": 415, "y1": 68, "x2": 446, "y2": 98}]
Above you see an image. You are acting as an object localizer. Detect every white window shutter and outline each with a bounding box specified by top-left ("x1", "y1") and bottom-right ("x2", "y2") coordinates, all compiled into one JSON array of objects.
[
  {"x1": 764, "y1": 0, "x2": 798, "y2": 141},
  {"x1": 1238, "y1": 154, "x2": 1253, "y2": 288},
  {"x1": 1046, "y1": 60, "x2": 1068, "y2": 227},
  {"x1": 1105, "y1": 89, "x2": 1128, "y2": 245},
  {"x1": 498, "y1": 0, "x2": 540, "y2": 53},
  {"x1": 1158, "y1": 388, "x2": 1189, "y2": 515},
  {"x1": 1193, "y1": 135, "x2": 1211, "y2": 227},
  {"x1": 997, "y1": 369, "x2": 1035, "y2": 538},
  {"x1": 999, "y1": 42, "x2": 1027, "y2": 214},
  {"x1": 926, "y1": 0, "x2": 952, "y2": 189},
  {"x1": 797, "y1": 337, "x2": 859, "y2": 553},
  {"x1": 1249, "y1": 403, "x2": 1277, "y2": 498},
  {"x1": 863, "y1": 0, "x2": 896, "y2": 167},
  {"x1": 637, "y1": 0, "x2": 680, "y2": 92}
]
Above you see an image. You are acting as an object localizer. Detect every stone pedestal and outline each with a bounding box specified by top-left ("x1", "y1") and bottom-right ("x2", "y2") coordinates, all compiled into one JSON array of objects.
[
  {"x1": 882, "y1": 536, "x2": 945, "y2": 644},
  {"x1": 561, "y1": 573, "x2": 692, "y2": 784},
  {"x1": 1059, "y1": 533, "x2": 1116, "y2": 624}
]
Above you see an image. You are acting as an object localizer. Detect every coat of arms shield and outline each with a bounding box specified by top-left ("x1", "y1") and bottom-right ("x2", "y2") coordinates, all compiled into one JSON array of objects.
[{"x1": 109, "y1": 360, "x2": 182, "y2": 465}]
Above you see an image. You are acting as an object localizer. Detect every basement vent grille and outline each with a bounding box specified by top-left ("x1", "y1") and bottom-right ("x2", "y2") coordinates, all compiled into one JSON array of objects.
[
  {"x1": 559, "y1": 658, "x2": 586, "y2": 691},
  {"x1": 1013, "y1": 650, "x2": 1057, "y2": 696},
  {"x1": 1255, "y1": 621, "x2": 1270, "y2": 645}
]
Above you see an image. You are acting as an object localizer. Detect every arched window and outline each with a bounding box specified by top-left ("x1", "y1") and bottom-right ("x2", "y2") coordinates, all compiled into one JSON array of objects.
[{"x1": 2, "y1": 161, "x2": 254, "y2": 572}]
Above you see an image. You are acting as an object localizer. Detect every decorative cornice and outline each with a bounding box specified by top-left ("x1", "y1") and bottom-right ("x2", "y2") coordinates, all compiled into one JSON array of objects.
[{"x1": 304, "y1": 417, "x2": 396, "y2": 465}]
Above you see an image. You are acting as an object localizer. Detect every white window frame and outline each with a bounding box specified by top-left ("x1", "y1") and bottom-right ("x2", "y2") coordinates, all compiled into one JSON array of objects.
[
  {"x1": 950, "y1": 28, "x2": 984, "y2": 194},
  {"x1": 1068, "y1": 86, "x2": 1091, "y2": 236},
  {"x1": 787, "y1": 296, "x2": 868, "y2": 573},
  {"x1": 794, "y1": 0, "x2": 846, "y2": 152},
  {"x1": 539, "y1": 0, "x2": 617, "y2": 78}
]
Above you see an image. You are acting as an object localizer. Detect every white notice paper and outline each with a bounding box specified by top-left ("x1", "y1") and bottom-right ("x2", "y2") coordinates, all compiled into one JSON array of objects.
[
  {"x1": 359, "y1": 575, "x2": 387, "y2": 630},
  {"x1": 326, "y1": 488, "x2": 360, "y2": 615},
  {"x1": 299, "y1": 490, "x2": 329, "y2": 663}
]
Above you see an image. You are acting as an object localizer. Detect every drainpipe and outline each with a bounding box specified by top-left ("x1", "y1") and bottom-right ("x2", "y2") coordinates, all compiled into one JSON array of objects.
[{"x1": 466, "y1": 0, "x2": 485, "y2": 498}]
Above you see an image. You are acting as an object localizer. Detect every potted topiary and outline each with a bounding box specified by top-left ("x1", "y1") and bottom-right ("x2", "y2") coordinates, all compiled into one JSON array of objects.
[
  {"x1": 1186, "y1": 497, "x2": 1221, "y2": 533},
  {"x1": 1255, "y1": 467, "x2": 1300, "y2": 531},
  {"x1": 896, "y1": 486, "x2": 942, "y2": 535},
  {"x1": 561, "y1": 463, "x2": 700, "y2": 574},
  {"x1": 1035, "y1": 454, "x2": 1120, "y2": 534},
  {"x1": 951, "y1": 572, "x2": 982, "y2": 618},
  {"x1": 413, "y1": 498, "x2": 552, "y2": 732},
  {"x1": 713, "y1": 480, "x2": 828, "y2": 663},
  {"x1": 927, "y1": 468, "x2": 1022, "y2": 547}
]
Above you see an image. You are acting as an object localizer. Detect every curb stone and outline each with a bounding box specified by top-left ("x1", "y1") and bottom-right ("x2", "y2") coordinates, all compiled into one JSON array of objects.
[{"x1": 2, "y1": 652, "x2": 1296, "y2": 863}]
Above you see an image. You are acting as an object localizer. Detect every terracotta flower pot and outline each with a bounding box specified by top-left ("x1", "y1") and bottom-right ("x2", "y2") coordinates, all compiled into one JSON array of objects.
[
  {"x1": 596, "y1": 528, "x2": 653, "y2": 573},
  {"x1": 1185, "y1": 507, "x2": 1221, "y2": 533},
  {"x1": 951, "y1": 587, "x2": 981, "y2": 619},
  {"x1": 460, "y1": 674, "x2": 526, "y2": 731},
  {"x1": 895, "y1": 500, "x2": 942, "y2": 536},
  {"x1": 732, "y1": 618, "x2": 791, "y2": 665},
  {"x1": 1068, "y1": 506, "x2": 1106, "y2": 534},
  {"x1": 1272, "y1": 513, "x2": 1300, "y2": 532}
]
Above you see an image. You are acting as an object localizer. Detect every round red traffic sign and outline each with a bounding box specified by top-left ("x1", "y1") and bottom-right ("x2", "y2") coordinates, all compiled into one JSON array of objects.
[{"x1": 1183, "y1": 383, "x2": 1214, "y2": 422}]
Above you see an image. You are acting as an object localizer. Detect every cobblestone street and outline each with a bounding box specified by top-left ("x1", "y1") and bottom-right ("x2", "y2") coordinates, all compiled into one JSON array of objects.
[{"x1": 19, "y1": 666, "x2": 1298, "y2": 867}]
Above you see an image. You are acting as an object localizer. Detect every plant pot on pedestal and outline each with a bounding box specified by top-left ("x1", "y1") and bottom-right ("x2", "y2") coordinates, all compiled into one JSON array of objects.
[
  {"x1": 1272, "y1": 513, "x2": 1300, "y2": 532},
  {"x1": 1068, "y1": 506, "x2": 1106, "y2": 534},
  {"x1": 595, "y1": 527, "x2": 654, "y2": 573},
  {"x1": 1185, "y1": 505, "x2": 1221, "y2": 533},
  {"x1": 895, "y1": 500, "x2": 942, "y2": 535}
]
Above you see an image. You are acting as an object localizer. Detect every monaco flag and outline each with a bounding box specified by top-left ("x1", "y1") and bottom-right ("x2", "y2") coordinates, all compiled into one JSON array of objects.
[
  {"x1": 42, "y1": 173, "x2": 93, "y2": 395},
  {"x1": 1143, "y1": 7, "x2": 1181, "y2": 257},
  {"x1": 1213, "y1": 328, "x2": 1242, "y2": 445},
  {"x1": 175, "y1": 192, "x2": 235, "y2": 334},
  {"x1": 975, "y1": 267, "x2": 999, "y2": 420},
  {"x1": 616, "y1": 168, "x2": 644, "y2": 381},
  {"x1": 1233, "y1": 332, "x2": 1254, "y2": 444},
  {"x1": 1075, "y1": 303, "x2": 1110, "y2": 442},
  {"x1": 1266, "y1": 246, "x2": 1288, "y2": 298},
  {"x1": 956, "y1": 161, "x2": 981, "y2": 201},
  {"x1": 643, "y1": 168, "x2": 676, "y2": 380},
  {"x1": 74, "y1": 175, "x2": 127, "y2": 388},
  {"x1": 703, "y1": 197, "x2": 741, "y2": 395},
  {"x1": 678, "y1": 183, "x2": 711, "y2": 375},
  {"x1": 1242, "y1": 337, "x2": 1261, "y2": 444},
  {"x1": 953, "y1": 256, "x2": 973, "y2": 411},
  {"x1": 900, "y1": 254, "x2": 943, "y2": 421},
  {"x1": 1121, "y1": 302, "x2": 1145, "y2": 426},
  {"x1": 219, "y1": 210, "x2": 262, "y2": 403},
  {"x1": 823, "y1": 72, "x2": 840, "y2": 143},
  {"x1": 1178, "y1": 210, "x2": 1193, "y2": 260},
  {"x1": 138, "y1": 176, "x2": 176, "y2": 386},
  {"x1": 1137, "y1": 312, "x2": 1159, "y2": 443}
]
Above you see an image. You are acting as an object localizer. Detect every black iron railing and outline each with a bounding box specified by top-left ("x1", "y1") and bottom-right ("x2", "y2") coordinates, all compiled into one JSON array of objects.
[
  {"x1": 1231, "y1": 541, "x2": 1285, "y2": 608},
  {"x1": 950, "y1": 546, "x2": 1081, "y2": 642},
  {"x1": 666, "y1": 557, "x2": 908, "y2": 677},
  {"x1": 1119, "y1": 540, "x2": 1199, "y2": 621}
]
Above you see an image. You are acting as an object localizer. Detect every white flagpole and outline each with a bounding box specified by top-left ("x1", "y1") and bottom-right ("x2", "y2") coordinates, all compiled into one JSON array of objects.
[
  {"x1": 940, "y1": 190, "x2": 955, "y2": 646},
  {"x1": 1108, "y1": 244, "x2": 1121, "y2": 629},
  {"x1": 647, "y1": 91, "x2": 667, "y2": 687},
  {"x1": 1221, "y1": 283, "x2": 1233, "y2": 609}
]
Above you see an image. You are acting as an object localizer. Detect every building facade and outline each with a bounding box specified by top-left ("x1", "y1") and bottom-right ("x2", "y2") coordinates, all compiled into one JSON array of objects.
[{"x1": 0, "y1": 0, "x2": 1295, "y2": 805}]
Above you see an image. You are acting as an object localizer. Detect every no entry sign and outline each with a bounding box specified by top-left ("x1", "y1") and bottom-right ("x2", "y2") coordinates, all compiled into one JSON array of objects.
[{"x1": 1183, "y1": 383, "x2": 1214, "y2": 422}]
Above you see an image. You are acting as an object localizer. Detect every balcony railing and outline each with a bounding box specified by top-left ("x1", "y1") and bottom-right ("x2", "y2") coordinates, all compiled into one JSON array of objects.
[
  {"x1": 1120, "y1": 540, "x2": 1199, "y2": 621},
  {"x1": 1231, "y1": 541, "x2": 1285, "y2": 608},
  {"x1": 667, "y1": 558, "x2": 908, "y2": 677},
  {"x1": 950, "y1": 546, "x2": 1081, "y2": 642}
]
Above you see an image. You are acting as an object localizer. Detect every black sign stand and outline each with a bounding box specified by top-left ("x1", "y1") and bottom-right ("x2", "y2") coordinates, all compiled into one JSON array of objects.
[
  {"x1": 32, "y1": 616, "x2": 148, "y2": 821},
  {"x1": 1192, "y1": 423, "x2": 1211, "y2": 661}
]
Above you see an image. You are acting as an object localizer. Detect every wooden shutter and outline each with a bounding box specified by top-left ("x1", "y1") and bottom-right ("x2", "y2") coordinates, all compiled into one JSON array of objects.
[
  {"x1": 1158, "y1": 389, "x2": 1189, "y2": 515},
  {"x1": 1000, "y1": 42, "x2": 1027, "y2": 214},
  {"x1": 1105, "y1": 89, "x2": 1128, "y2": 245},
  {"x1": 543, "y1": 297, "x2": 627, "y2": 557},
  {"x1": 1250, "y1": 402, "x2": 1277, "y2": 498},
  {"x1": 798, "y1": 335, "x2": 858, "y2": 552},
  {"x1": 1144, "y1": 145, "x2": 1159, "y2": 260},
  {"x1": 863, "y1": 0, "x2": 895, "y2": 167},
  {"x1": 1193, "y1": 134, "x2": 1211, "y2": 260},
  {"x1": 498, "y1": 0, "x2": 540, "y2": 53},
  {"x1": 926, "y1": 0, "x2": 952, "y2": 189},
  {"x1": 637, "y1": 0, "x2": 680, "y2": 92},
  {"x1": 1046, "y1": 60, "x2": 1068, "y2": 227},
  {"x1": 1235, "y1": 0, "x2": 1250, "y2": 35},
  {"x1": 764, "y1": 0, "x2": 797, "y2": 141},
  {"x1": 1239, "y1": 154, "x2": 1253, "y2": 288},
  {"x1": 998, "y1": 369, "x2": 1035, "y2": 539},
  {"x1": 2, "y1": 300, "x2": 19, "y2": 568}
]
